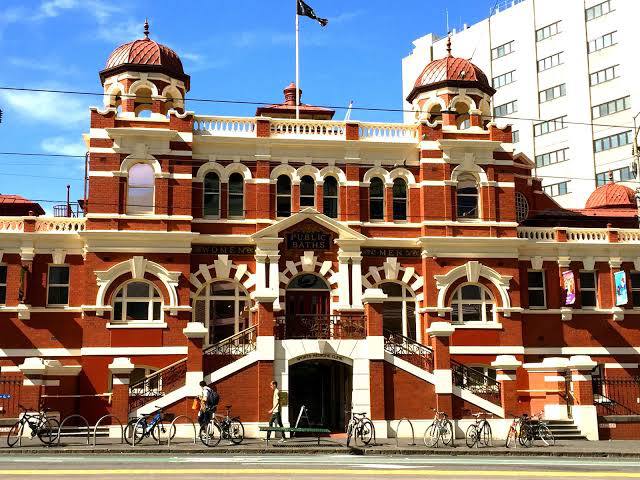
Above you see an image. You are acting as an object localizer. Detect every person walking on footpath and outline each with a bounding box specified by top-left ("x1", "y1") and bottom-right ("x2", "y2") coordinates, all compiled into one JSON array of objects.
[
  {"x1": 267, "y1": 380, "x2": 286, "y2": 442},
  {"x1": 198, "y1": 380, "x2": 219, "y2": 428}
]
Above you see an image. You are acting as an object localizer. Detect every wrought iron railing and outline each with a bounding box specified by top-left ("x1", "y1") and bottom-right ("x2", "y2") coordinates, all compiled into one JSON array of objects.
[
  {"x1": 202, "y1": 325, "x2": 257, "y2": 374},
  {"x1": 593, "y1": 377, "x2": 640, "y2": 416},
  {"x1": 275, "y1": 314, "x2": 366, "y2": 340},
  {"x1": 383, "y1": 330, "x2": 434, "y2": 373},
  {"x1": 451, "y1": 359, "x2": 502, "y2": 406},
  {"x1": 127, "y1": 358, "x2": 187, "y2": 412}
]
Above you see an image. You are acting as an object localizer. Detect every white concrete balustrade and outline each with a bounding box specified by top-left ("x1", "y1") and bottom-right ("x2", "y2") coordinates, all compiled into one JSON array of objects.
[
  {"x1": 0, "y1": 217, "x2": 24, "y2": 232},
  {"x1": 193, "y1": 116, "x2": 256, "y2": 137},
  {"x1": 358, "y1": 122, "x2": 417, "y2": 142},
  {"x1": 517, "y1": 227, "x2": 640, "y2": 243},
  {"x1": 270, "y1": 119, "x2": 345, "y2": 139},
  {"x1": 0, "y1": 217, "x2": 86, "y2": 233},
  {"x1": 516, "y1": 227, "x2": 556, "y2": 241}
]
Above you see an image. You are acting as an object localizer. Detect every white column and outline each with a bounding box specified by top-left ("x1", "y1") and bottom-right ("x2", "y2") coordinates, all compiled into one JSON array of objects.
[
  {"x1": 269, "y1": 255, "x2": 281, "y2": 310},
  {"x1": 255, "y1": 255, "x2": 268, "y2": 291},
  {"x1": 350, "y1": 256, "x2": 363, "y2": 309},
  {"x1": 337, "y1": 257, "x2": 351, "y2": 309}
]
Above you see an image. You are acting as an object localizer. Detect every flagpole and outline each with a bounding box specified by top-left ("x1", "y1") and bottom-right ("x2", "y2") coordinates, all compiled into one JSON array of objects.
[{"x1": 295, "y1": 0, "x2": 300, "y2": 120}]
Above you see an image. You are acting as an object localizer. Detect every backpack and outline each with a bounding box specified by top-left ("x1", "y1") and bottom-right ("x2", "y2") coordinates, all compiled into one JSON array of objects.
[{"x1": 207, "y1": 390, "x2": 220, "y2": 409}]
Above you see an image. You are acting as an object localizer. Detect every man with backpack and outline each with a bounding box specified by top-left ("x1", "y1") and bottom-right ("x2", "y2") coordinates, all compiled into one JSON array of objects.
[{"x1": 198, "y1": 380, "x2": 219, "y2": 428}]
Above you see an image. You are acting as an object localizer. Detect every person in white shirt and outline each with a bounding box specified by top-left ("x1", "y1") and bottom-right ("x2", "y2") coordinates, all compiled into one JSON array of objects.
[{"x1": 267, "y1": 380, "x2": 286, "y2": 442}]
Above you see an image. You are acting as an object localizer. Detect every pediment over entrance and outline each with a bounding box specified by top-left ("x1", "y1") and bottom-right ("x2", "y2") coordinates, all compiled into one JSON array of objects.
[{"x1": 251, "y1": 208, "x2": 367, "y2": 243}]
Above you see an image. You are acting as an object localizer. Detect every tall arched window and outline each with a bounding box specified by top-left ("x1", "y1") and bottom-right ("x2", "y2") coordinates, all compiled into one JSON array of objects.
[
  {"x1": 456, "y1": 174, "x2": 479, "y2": 220},
  {"x1": 127, "y1": 163, "x2": 155, "y2": 215},
  {"x1": 380, "y1": 282, "x2": 417, "y2": 340},
  {"x1": 323, "y1": 176, "x2": 338, "y2": 218},
  {"x1": 300, "y1": 175, "x2": 315, "y2": 208},
  {"x1": 392, "y1": 178, "x2": 407, "y2": 221},
  {"x1": 112, "y1": 281, "x2": 162, "y2": 322},
  {"x1": 228, "y1": 172, "x2": 244, "y2": 218},
  {"x1": 450, "y1": 284, "x2": 495, "y2": 323},
  {"x1": 369, "y1": 177, "x2": 385, "y2": 221},
  {"x1": 276, "y1": 175, "x2": 292, "y2": 217},
  {"x1": 193, "y1": 280, "x2": 251, "y2": 345},
  {"x1": 203, "y1": 172, "x2": 220, "y2": 218}
]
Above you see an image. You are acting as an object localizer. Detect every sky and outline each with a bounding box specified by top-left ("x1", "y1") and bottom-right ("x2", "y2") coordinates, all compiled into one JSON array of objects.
[{"x1": 0, "y1": 0, "x2": 491, "y2": 210}]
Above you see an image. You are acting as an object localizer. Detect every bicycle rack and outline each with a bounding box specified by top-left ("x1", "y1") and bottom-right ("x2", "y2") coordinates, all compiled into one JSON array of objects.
[
  {"x1": 57, "y1": 414, "x2": 90, "y2": 446},
  {"x1": 395, "y1": 418, "x2": 416, "y2": 447},
  {"x1": 92, "y1": 415, "x2": 124, "y2": 447},
  {"x1": 167, "y1": 415, "x2": 197, "y2": 447}
]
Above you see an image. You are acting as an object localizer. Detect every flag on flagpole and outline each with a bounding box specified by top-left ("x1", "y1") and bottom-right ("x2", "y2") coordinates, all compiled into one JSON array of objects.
[{"x1": 297, "y1": 0, "x2": 328, "y2": 26}]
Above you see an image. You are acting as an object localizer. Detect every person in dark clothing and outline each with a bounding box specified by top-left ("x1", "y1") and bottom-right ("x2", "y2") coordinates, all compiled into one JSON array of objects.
[{"x1": 198, "y1": 381, "x2": 219, "y2": 428}]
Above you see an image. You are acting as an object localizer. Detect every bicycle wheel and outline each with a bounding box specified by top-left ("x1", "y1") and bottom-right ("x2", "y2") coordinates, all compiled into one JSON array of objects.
[
  {"x1": 199, "y1": 421, "x2": 221, "y2": 447},
  {"x1": 346, "y1": 421, "x2": 354, "y2": 447},
  {"x1": 151, "y1": 421, "x2": 177, "y2": 442},
  {"x1": 37, "y1": 418, "x2": 60, "y2": 445},
  {"x1": 518, "y1": 423, "x2": 533, "y2": 448},
  {"x1": 465, "y1": 424, "x2": 478, "y2": 448},
  {"x1": 124, "y1": 418, "x2": 145, "y2": 445},
  {"x1": 423, "y1": 423, "x2": 439, "y2": 447},
  {"x1": 228, "y1": 418, "x2": 245, "y2": 445},
  {"x1": 441, "y1": 419, "x2": 454, "y2": 446},
  {"x1": 537, "y1": 424, "x2": 555, "y2": 447},
  {"x1": 505, "y1": 425, "x2": 517, "y2": 448},
  {"x1": 479, "y1": 422, "x2": 492, "y2": 447},
  {"x1": 6, "y1": 420, "x2": 23, "y2": 448},
  {"x1": 359, "y1": 419, "x2": 375, "y2": 446}
]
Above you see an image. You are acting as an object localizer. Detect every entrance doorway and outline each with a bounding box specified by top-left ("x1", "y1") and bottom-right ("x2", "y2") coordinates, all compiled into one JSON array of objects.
[
  {"x1": 285, "y1": 273, "x2": 330, "y2": 338},
  {"x1": 288, "y1": 359, "x2": 352, "y2": 432}
]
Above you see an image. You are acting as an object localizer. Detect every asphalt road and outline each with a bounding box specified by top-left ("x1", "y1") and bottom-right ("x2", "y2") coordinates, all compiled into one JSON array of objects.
[{"x1": 0, "y1": 454, "x2": 639, "y2": 479}]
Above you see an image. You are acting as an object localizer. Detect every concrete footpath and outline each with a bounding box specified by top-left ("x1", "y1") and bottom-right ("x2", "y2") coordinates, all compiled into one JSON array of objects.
[{"x1": 2, "y1": 437, "x2": 640, "y2": 457}]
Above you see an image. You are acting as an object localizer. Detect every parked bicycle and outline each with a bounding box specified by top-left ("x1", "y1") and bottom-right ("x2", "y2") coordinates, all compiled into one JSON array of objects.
[
  {"x1": 124, "y1": 406, "x2": 176, "y2": 445},
  {"x1": 465, "y1": 412, "x2": 492, "y2": 448},
  {"x1": 346, "y1": 411, "x2": 375, "y2": 447},
  {"x1": 423, "y1": 409, "x2": 454, "y2": 447},
  {"x1": 519, "y1": 411, "x2": 555, "y2": 447},
  {"x1": 199, "y1": 405, "x2": 244, "y2": 447},
  {"x1": 7, "y1": 405, "x2": 60, "y2": 447},
  {"x1": 505, "y1": 414, "x2": 525, "y2": 448}
]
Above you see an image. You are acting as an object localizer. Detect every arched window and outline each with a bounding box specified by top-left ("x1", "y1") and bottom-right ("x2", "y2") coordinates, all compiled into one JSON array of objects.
[
  {"x1": 300, "y1": 175, "x2": 315, "y2": 208},
  {"x1": 380, "y1": 282, "x2": 417, "y2": 340},
  {"x1": 193, "y1": 280, "x2": 251, "y2": 345},
  {"x1": 456, "y1": 174, "x2": 479, "y2": 220},
  {"x1": 450, "y1": 284, "x2": 495, "y2": 323},
  {"x1": 112, "y1": 281, "x2": 162, "y2": 322},
  {"x1": 276, "y1": 175, "x2": 292, "y2": 217},
  {"x1": 392, "y1": 178, "x2": 407, "y2": 221},
  {"x1": 203, "y1": 172, "x2": 220, "y2": 218},
  {"x1": 228, "y1": 172, "x2": 244, "y2": 218},
  {"x1": 127, "y1": 163, "x2": 155, "y2": 215},
  {"x1": 323, "y1": 176, "x2": 338, "y2": 218},
  {"x1": 369, "y1": 177, "x2": 385, "y2": 221}
]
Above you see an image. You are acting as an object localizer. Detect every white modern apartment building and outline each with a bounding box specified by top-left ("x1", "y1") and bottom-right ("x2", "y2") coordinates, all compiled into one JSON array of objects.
[{"x1": 402, "y1": 0, "x2": 640, "y2": 208}]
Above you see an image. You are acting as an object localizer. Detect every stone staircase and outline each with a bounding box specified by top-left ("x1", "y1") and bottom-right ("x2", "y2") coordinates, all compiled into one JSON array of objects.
[{"x1": 545, "y1": 419, "x2": 587, "y2": 440}]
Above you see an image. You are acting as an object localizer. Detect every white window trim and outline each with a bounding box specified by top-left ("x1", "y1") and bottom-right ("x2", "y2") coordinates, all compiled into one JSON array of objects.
[
  {"x1": 322, "y1": 176, "x2": 339, "y2": 219},
  {"x1": 47, "y1": 264, "x2": 70, "y2": 307},
  {"x1": 299, "y1": 175, "x2": 316, "y2": 209},
  {"x1": 203, "y1": 172, "x2": 221, "y2": 219},
  {"x1": 126, "y1": 163, "x2": 156, "y2": 216},
  {"x1": 369, "y1": 177, "x2": 386, "y2": 222},
  {"x1": 579, "y1": 270, "x2": 598, "y2": 309},
  {"x1": 380, "y1": 281, "x2": 419, "y2": 340},
  {"x1": 276, "y1": 175, "x2": 292, "y2": 219},
  {"x1": 227, "y1": 173, "x2": 246, "y2": 220},
  {"x1": 527, "y1": 270, "x2": 547, "y2": 309},
  {"x1": 450, "y1": 283, "x2": 497, "y2": 324},
  {"x1": 111, "y1": 280, "x2": 164, "y2": 323},
  {"x1": 630, "y1": 271, "x2": 640, "y2": 309}
]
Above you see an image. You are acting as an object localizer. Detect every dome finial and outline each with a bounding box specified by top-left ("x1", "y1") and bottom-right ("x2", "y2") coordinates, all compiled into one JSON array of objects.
[
  {"x1": 446, "y1": 33, "x2": 452, "y2": 57},
  {"x1": 143, "y1": 18, "x2": 150, "y2": 39}
]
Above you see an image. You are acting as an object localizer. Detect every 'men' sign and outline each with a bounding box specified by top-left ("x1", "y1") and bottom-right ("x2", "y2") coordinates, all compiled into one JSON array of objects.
[{"x1": 286, "y1": 231, "x2": 331, "y2": 250}]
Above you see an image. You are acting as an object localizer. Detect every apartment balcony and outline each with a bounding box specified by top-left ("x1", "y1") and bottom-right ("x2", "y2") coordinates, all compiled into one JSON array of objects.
[{"x1": 275, "y1": 314, "x2": 367, "y2": 340}]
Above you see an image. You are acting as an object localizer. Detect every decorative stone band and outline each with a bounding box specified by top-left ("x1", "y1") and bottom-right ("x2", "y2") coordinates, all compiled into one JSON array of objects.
[{"x1": 183, "y1": 322, "x2": 208, "y2": 339}]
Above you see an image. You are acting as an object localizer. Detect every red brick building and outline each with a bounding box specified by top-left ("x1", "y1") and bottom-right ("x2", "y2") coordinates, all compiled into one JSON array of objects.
[{"x1": 1, "y1": 28, "x2": 640, "y2": 440}]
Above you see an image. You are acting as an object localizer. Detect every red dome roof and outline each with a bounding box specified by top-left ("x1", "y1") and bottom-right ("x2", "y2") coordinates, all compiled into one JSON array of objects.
[
  {"x1": 585, "y1": 183, "x2": 636, "y2": 209},
  {"x1": 99, "y1": 21, "x2": 189, "y2": 89},
  {"x1": 406, "y1": 38, "x2": 495, "y2": 102}
]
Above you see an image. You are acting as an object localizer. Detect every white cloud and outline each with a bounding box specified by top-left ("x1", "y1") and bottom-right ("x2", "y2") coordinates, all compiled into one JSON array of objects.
[
  {"x1": 41, "y1": 136, "x2": 86, "y2": 157},
  {"x1": 0, "y1": 90, "x2": 88, "y2": 128},
  {"x1": 7, "y1": 57, "x2": 79, "y2": 75},
  {"x1": 95, "y1": 19, "x2": 140, "y2": 43},
  {"x1": 329, "y1": 10, "x2": 364, "y2": 24}
]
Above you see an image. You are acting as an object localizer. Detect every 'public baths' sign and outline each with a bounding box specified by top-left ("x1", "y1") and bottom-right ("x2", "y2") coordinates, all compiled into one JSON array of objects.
[{"x1": 286, "y1": 231, "x2": 331, "y2": 250}]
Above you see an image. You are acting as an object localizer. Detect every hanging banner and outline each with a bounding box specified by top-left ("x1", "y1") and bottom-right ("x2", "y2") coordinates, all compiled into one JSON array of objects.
[
  {"x1": 614, "y1": 270, "x2": 628, "y2": 306},
  {"x1": 562, "y1": 270, "x2": 576, "y2": 306}
]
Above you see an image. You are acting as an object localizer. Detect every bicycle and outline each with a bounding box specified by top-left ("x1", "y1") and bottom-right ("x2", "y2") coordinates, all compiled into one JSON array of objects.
[
  {"x1": 124, "y1": 406, "x2": 176, "y2": 445},
  {"x1": 519, "y1": 411, "x2": 555, "y2": 447},
  {"x1": 505, "y1": 414, "x2": 525, "y2": 448},
  {"x1": 346, "y1": 411, "x2": 375, "y2": 447},
  {"x1": 465, "y1": 412, "x2": 493, "y2": 448},
  {"x1": 7, "y1": 405, "x2": 60, "y2": 447},
  {"x1": 199, "y1": 405, "x2": 244, "y2": 447},
  {"x1": 423, "y1": 409, "x2": 454, "y2": 447}
]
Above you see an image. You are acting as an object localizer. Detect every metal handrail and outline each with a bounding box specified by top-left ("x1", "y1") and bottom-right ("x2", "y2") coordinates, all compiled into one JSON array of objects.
[
  {"x1": 167, "y1": 415, "x2": 198, "y2": 447},
  {"x1": 128, "y1": 359, "x2": 188, "y2": 412},
  {"x1": 395, "y1": 417, "x2": 416, "y2": 447},
  {"x1": 383, "y1": 330, "x2": 434, "y2": 372},
  {"x1": 451, "y1": 359, "x2": 502, "y2": 406},
  {"x1": 276, "y1": 314, "x2": 366, "y2": 340},
  {"x1": 203, "y1": 324, "x2": 257, "y2": 356},
  {"x1": 56, "y1": 414, "x2": 90, "y2": 446},
  {"x1": 129, "y1": 357, "x2": 187, "y2": 392},
  {"x1": 92, "y1": 414, "x2": 124, "y2": 446}
]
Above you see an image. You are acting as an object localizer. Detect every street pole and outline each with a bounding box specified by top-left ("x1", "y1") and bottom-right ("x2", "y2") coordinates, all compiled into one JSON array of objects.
[{"x1": 295, "y1": 1, "x2": 300, "y2": 120}]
